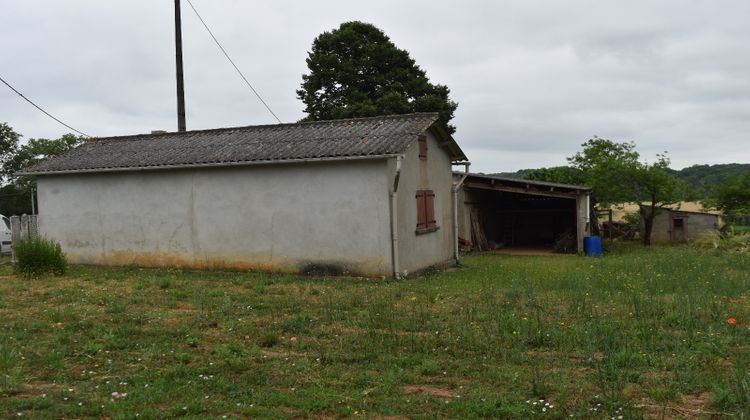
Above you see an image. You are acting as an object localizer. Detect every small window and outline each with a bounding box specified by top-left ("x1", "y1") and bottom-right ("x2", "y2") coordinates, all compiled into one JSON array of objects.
[
  {"x1": 673, "y1": 218, "x2": 684, "y2": 229},
  {"x1": 418, "y1": 135, "x2": 428, "y2": 160},
  {"x1": 416, "y1": 190, "x2": 437, "y2": 233}
]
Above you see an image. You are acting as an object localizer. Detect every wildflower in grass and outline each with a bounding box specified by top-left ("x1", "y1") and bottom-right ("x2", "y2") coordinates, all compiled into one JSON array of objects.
[{"x1": 727, "y1": 317, "x2": 737, "y2": 325}]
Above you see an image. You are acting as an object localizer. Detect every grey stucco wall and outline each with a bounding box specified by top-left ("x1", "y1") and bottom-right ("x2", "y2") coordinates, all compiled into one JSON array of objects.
[
  {"x1": 394, "y1": 131, "x2": 455, "y2": 275},
  {"x1": 685, "y1": 213, "x2": 721, "y2": 240},
  {"x1": 649, "y1": 211, "x2": 669, "y2": 243},
  {"x1": 649, "y1": 211, "x2": 672, "y2": 243},
  {"x1": 37, "y1": 160, "x2": 393, "y2": 276}
]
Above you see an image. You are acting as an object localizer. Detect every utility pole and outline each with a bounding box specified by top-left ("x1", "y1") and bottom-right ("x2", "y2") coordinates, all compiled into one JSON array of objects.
[{"x1": 175, "y1": 0, "x2": 187, "y2": 132}]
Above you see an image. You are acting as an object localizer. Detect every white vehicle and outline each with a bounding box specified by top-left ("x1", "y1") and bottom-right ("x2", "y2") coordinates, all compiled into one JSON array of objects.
[{"x1": 0, "y1": 215, "x2": 11, "y2": 254}]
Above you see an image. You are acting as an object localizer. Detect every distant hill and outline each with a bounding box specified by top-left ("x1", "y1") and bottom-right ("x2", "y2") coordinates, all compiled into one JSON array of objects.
[
  {"x1": 667, "y1": 164, "x2": 750, "y2": 198},
  {"x1": 493, "y1": 170, "x2": 531, "y2": 179},
  {"x1": 492, "y1": 164, "x2": 750, "y2": 199}
]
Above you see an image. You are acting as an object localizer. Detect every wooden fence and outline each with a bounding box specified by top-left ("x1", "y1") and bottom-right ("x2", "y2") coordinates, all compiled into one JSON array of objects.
[{"x1": 10, "y1": 214, "x2": 38, "y2": 262}]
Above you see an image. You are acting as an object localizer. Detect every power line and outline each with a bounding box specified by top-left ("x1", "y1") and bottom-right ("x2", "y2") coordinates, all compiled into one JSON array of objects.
[
  {"x1": 185, "y1": 0, "x2": 282, "y2": 124},
  {"x1": 0, "y1": 75, "x2": 91, "y2": 137}
]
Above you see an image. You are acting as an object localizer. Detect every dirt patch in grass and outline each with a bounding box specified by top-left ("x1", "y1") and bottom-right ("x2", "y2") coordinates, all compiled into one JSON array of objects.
[
  {"x1": 328, "y1": 323, "x2": 432, "y2": 338},
  {"x1": 639, "y1": 370, "x2": 675, "y2": 381},
  {"x1": 402, "y1": 385, "x2": 455, "y2": 398},
  {"x1": 638, "y1": 393, "x2": 720, "y2": 419},
  {"x1": 261, "y1": 349, "x2": 303, "y2": 358},
  {"x1": 392, "y1": 330, "x2": 431, "y2": 337},
  {"x1": 679, "y1": 392, "x2": 711, "y2": 412},
  {"x1": 20, "y1": 382, "x2": 65, "y2": 394}
]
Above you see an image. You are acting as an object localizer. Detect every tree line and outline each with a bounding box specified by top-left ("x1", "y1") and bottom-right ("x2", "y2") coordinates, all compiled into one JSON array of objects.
[
  {"x1": 504, "y1": 163, "x2": 750, "y2": 201},
  {"x1": 517, "y1": 139, "x2": 749, "y2": 244}
]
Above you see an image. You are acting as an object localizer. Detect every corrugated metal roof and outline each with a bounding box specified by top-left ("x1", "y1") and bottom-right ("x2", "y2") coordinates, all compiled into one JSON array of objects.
[{"x1": 20, "y1": 113, "x2": 467, "y2": 175}]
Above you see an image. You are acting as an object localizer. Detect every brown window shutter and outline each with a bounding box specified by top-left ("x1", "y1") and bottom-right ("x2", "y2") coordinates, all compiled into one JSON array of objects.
[
  {"x1": 418, "y1": 135, "x2": 428, "y2": 160},
  {"x1": 425, "y1": 190, "x2": 436, "y2": 228},
  {"x1": 416, "y1": 190, "x2": 427, "y2": 229}
]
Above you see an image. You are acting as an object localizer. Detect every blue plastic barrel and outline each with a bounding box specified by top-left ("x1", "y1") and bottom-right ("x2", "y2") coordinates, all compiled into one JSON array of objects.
[{"x1": 584, "y1": 236, "x2": 602, "y2": 257}]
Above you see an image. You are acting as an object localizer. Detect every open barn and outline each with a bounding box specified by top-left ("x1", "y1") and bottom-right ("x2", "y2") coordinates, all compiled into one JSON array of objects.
[{"x1": 456, "y1": 173, "x2": 591, "y2": 253}]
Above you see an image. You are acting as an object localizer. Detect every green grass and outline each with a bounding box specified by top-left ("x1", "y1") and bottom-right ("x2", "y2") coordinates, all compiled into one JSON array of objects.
[
  {"x1": 732, "y1": 225, "x2": 750, "y2": 234},
  {"x1": 0, "y1": 245, "x2": 748, "y2": 418}
]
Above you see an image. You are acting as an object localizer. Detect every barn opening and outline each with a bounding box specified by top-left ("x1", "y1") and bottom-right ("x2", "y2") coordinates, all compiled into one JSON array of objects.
[{"x1": 456, "y1": 173, "x2": 591, "y2": 254}]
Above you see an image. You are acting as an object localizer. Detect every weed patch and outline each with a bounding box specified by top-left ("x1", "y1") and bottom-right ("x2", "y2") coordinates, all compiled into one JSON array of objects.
[{"x1": 13, "y1": 237, "x2": 67, "y2": 278}]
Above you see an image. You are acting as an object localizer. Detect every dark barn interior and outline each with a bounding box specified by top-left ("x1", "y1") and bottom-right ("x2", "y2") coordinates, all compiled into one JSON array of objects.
[
  {"x1": 458, "y1": 174, "x2": 590, "y2": 254},
  {"x1": 468, "y1": 189, "x2": 577, "y2": 251}
]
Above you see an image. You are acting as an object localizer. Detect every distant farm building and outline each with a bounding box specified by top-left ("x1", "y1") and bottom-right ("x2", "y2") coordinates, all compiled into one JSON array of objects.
[{"x1": 646, "y1": 209, "x2": 721, "y2": 243}]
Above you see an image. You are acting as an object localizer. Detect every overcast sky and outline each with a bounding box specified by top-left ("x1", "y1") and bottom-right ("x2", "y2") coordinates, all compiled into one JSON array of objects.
[{"x1": 1, "y1": 1, "x2": 748, "y2": 172}]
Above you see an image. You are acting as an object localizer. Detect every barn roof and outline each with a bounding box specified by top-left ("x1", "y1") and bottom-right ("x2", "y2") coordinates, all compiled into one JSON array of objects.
[
  {"x1": 455, "y1": 172, "x2": 591, "y2": 199},
  {"x1": 19, "y1": 113, "x2": 467, "y2": 176}
]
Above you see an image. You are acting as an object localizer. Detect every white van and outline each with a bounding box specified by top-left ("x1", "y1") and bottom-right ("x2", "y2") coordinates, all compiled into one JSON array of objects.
[{"x1": 1, "y1": 215, "x2": 11, "y2": 254}]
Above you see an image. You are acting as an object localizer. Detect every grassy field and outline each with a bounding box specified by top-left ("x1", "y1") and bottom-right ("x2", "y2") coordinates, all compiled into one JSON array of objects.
[{"x1": 1, "y1": 245, "x2": 749, "y2": 418}]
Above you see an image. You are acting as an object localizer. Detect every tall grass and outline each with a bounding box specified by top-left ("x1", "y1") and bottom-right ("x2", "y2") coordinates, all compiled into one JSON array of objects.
[
  {"x1": 692, "y1": 230, "x2": 750, "y2": 253},
  {"x1": 13, "y1": 236, "x2": 67, "y2": 278}
]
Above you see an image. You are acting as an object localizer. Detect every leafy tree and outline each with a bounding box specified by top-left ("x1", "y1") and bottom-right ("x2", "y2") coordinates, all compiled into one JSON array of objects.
[
  {"x1": 0, "y1": 123, "x2": 21, "y2": 182},
  {"x1": 630, "y1": 155, "x2": 684, "y2": 245},
  {"x1": 0, "y1": 184, "x2": 35, "y2": 216},
  {"x1": 3, "y1": 134, "x2": 85, "y2": 186},
  {"x1": 0, "y1": 125, "x2": 85, "y2": 215},
  {"x1": 504, "y1": 162, "x2": 750, "y2": 201},
  {"x1": 568, "y1": 138, "x2": 641, "y2": 205},
  {"x1": 568, "y1": 137, "x2": 684, "y2": 245},
  {"x1": 711, "y1": 171, "x2": 750, "y2": 217},
  {"x1": 297, "y1": 21, "x2": 458, "y2": 133}
]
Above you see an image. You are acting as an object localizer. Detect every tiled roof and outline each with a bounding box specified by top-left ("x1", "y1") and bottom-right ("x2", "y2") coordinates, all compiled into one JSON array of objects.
[{"x1": 20, "y1": 113, "x2": 466, "y2": 175}]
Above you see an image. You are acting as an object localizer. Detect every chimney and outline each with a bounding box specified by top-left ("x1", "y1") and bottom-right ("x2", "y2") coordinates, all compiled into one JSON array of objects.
[{"x1": 151, "y1": 130, "x2": 168, "y2": 135}]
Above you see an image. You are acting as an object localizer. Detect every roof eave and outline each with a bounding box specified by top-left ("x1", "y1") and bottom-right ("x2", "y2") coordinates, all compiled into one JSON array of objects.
[
  {"x1": 456, "y1": 172, "x2": 592, "y2": 193},
  {"x1": 426, "y1": 124, "x2": 468, "y2": 162},
  {"x1": 17, "y1": 153, "x2": 399, "y2": 177}
]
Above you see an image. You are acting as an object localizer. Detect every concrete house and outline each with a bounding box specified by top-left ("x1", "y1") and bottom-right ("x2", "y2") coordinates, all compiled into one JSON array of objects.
[{"x1": 19, "y1": 113, "x2": 468, "y2": 277}]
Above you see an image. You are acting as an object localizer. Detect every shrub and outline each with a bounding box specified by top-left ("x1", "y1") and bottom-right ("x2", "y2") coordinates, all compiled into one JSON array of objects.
[
  {"x1": 727, "y1": 224, "x2": 750, "y2": 235},
  {"x1": 14, "y1": 236, "x2": 67, "y2": 278},
  {"x1": 692, "y1": 231, "x2": 750, "y2": 253}
]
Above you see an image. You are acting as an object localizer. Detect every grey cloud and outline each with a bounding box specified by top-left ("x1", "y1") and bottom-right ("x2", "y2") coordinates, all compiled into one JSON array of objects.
[{"x1": 0, "y1": 0, "x2": 748, "y2": 172}]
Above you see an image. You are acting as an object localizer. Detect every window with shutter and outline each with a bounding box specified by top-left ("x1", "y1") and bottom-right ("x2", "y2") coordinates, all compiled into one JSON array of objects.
[
  {"x1": 425, "y1": 191, "x2": 436, "y2": 228},
  {"x1": 418, "y1": 135, "x2": 428, "y2": 160},
  {"x1": 415, "y1": 189, "x2": 438, "y2": 233},
  {"x1": 416, "y1": 190, "x2": 427, "y2": 229}
]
